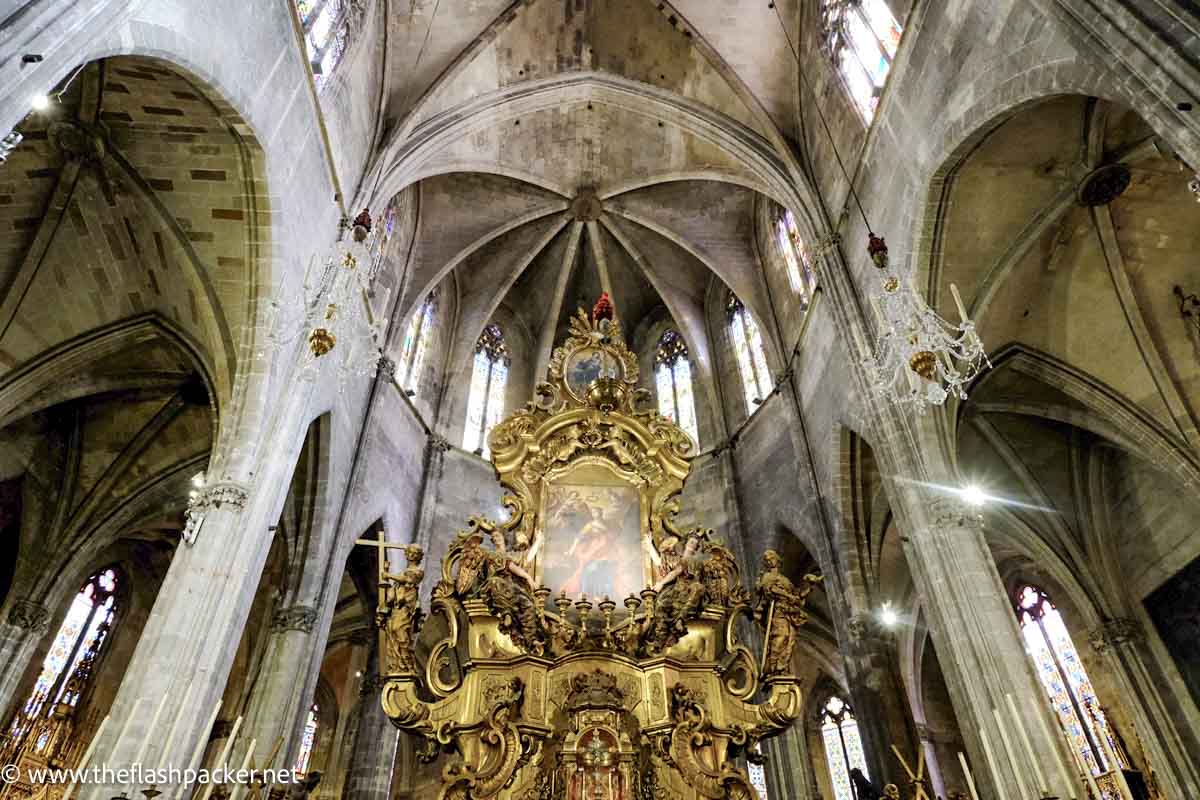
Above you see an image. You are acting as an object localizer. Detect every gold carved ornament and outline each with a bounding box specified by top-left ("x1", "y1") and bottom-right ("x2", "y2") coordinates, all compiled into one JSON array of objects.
[{"x1": 369, "y1": 300, "x2": 817, "y2": 800}]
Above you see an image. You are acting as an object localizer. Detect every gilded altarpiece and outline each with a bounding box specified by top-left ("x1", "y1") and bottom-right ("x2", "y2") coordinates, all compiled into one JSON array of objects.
[{"x1": 373, "y1": 305, "x2": 820, "y2": 800}]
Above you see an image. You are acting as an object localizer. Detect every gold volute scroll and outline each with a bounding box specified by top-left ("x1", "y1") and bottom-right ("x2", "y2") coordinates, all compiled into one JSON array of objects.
[{"x1": 371, "y1": 300, "x2": 817, "y2": 800}]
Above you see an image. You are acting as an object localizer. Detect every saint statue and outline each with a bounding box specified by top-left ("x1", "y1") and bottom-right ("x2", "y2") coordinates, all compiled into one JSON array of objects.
[
  {"x1": 378, "y1": 544, "x2": 425, "y2": 674},
  {"x1": 754, "y1": 549, "x2": 822, "y2": 676}
]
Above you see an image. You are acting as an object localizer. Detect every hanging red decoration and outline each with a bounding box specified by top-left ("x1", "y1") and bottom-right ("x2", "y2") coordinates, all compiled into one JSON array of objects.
[{"x1": 593, "y1": 292, "x2": 614, "y2": 322}]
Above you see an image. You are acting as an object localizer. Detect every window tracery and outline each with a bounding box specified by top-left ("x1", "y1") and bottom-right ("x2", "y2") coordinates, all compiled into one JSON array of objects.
[
  {"x1": 775, "y1": 209, "x2": 815, "y2": 304},
  {"x1": 463, "y1": 324, "x2": 509, "y2": 458},
  {"x1": 397, "y1": 291, "x2": 437, "y2": 395},
  {"x1": 726, "y1": 293, "x2": 772, "y2": 413},
  {"x1": 820, "y1": 695, "x2": 870, "y2": 800},
  {"x1": 1015, "y1": 585, "x2": 1127, "y2": 779},
  {"x1": 821, "y1": 0, "x2": 902, "y2": 120},
  {"x1": 11, "y1": 568, "x2": 119, "y2": 739},
  {"x1": 295, "y1": 0, "x2": 354, "y2": 88},
  {"x1": 653, "y1": 330, "x2": 699, "y2": 445}
]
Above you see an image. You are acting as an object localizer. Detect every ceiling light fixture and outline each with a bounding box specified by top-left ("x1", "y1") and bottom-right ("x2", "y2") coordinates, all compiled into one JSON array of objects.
[
  {"x1": 31, "y1": 93, "x2": 49, "y2": 111},
  {"x1": 879, "y1": 603, "x2": 899, "y2": 628},
  {"x1": 960, "y1": 484, "x2": 987, "y2": 507}
]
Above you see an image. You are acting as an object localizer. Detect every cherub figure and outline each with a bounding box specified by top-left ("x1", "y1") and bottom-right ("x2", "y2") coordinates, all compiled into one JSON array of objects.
[
  {"x1": 378, "y1": 544, "x2": 425, "y2": 674},
  {"x1": 755, "y1": 549, "x2": 823, "y2": 675}
]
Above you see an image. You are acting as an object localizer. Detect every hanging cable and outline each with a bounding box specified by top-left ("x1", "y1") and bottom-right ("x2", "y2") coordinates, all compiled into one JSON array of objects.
[{"x1": 770, "y1": 2, "x2": 874, "y2": 234}]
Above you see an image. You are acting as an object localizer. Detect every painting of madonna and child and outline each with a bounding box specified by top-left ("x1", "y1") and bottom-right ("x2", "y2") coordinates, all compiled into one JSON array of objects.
[{"x1": 540, "y1": 468, "x2": 644, "y2": 601}]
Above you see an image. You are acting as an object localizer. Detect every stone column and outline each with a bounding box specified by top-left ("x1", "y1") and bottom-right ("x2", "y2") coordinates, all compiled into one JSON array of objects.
[
  {"x1": 1088, "y1": 618, "x2": 1200, "y2": 796},
  {"x1": 843, "y1": 614, "x2": 919, "y2": 790},
  {"x1": 320, "y1": 634, "x2": 371, "y2": 799},
  {"x1": 0, "y1": 599, "x2": 50, "y2": 717},
  {"x1": 75, "y1": 479, "x2": 282, "y2": 799},
  {"x1": 765, "y1": 724, "x2": 817, "y2": 800},
  {"x1": 344, "y1": 651, "x2": 399, "y2": 800},
  {"x1": 239, "y1": 603, "x2": 320, "y2": 768},
  {"x1": 899, "y1": 494, "x2": 1080, "y2": 800}
]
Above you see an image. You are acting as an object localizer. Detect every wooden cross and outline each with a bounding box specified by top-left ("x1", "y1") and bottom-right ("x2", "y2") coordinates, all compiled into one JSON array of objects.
[
  {"x1": 891, "y1": 744, "x2": 933, "y2": 800},
  {"x1": 353, "y1": 529, "x2": 412, "y2": 615}
]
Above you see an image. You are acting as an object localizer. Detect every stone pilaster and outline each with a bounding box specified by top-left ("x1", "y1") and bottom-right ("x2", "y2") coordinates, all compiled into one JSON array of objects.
[
  {"x1": 843, "y1": 613, "x2": 918, "y2": 789},
  {"x1": 764, "y1": 724, "x2": 817, "y2": 800},
  {"x1": 344, "y1": 652, "x2": 399, "y2": 800},
  {"x1": 77, "y1": 477, "x2": 278, "y2": 800},
  {"x1": 239, "y1": 604, "x2": 322, "y2": 767},
  {"x1": 0, "y1": 599, "x2": 51, "y2": 717}
]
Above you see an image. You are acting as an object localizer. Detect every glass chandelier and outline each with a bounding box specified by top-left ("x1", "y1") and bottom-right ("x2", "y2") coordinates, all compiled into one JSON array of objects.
[
  {"x1": 861, "y1": 235, "x2": 990, "y2": 409},
  {"x1": 264, "y1": 209, "x2": 389, "y2": 385}
]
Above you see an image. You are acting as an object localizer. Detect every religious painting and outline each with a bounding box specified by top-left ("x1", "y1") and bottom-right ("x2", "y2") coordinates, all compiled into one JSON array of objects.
[
  {"x1": 540, "y1": 467, "x2": 643, "y2": 600},
  {"x1": 564, "y1": 347, "x2": 621, "y2": 397}
]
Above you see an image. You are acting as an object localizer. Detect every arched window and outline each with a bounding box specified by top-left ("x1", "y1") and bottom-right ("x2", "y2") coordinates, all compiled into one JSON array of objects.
[
  {"x1": 775, "y1": 210, "x2": 815, "y2": 304},
  {"x1": 463, "y1": 324, "x2": 509, "y2": 458},
  {"x1": 654, "y1": 330, "x2": 699, "y2": 445},
  {"x1": 1015, "y1": 585, "x2": 1128, "y2": 779},
  {"x1": 294, "y1": 702, "x2": 319, "y2": 775},
  {"x1": 397, "y1": 291, "x2": 437, "y2": 395},
  {"x1": 295, "y1": 0, "x2": 352, "y2": 88},
  {"x1": 747, "y1": 754, "x2": 768, "y2": 799},
  {"x1": 820, "y1": 696, "x2": 870, "y2": 800},
  {"x1": 726, "y1": 293, "x2": 773, "y2": 412},
  {"x1": 822, "y1": 0, "x2": 902, "y2": 120},
  {"x1": 11, "y1": 569, "x2": 119, "y2": 737}
]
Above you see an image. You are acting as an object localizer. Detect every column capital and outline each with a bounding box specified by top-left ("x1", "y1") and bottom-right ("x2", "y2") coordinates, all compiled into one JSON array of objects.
[
  {"x1": 846, "y1": 613, "x2": 889, "y2": 647},
  {"x1": 429, "y1": 432, "x2": 452, "y2": 452},
  {"x1": 7, "y1": 599, "x2": 50, "y2": 632},
  {"x1": 183, "y1": 480, "x2": 252, "y2": 545},
  {"x1": 815, "y1": 231, "x2": 843, "y2": 256},
  {"x1": 271, "y1": 604, "x2": 318, "y2": 633},
  {"x1": 377, "y1": 356, "x2": 397, "y2": 381},
  {"x1": 1088, "y1": 618, "x2": 1142, "y2": 654}
]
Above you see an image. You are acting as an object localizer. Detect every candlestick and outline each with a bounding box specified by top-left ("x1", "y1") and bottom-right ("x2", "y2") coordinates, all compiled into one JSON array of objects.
[
  {"x1": 957, "y1": 751, "x2": 981, "y2": 800},
  {"x1": 950, "y1": 283, "x2": 969, "y2": 322},
  {"x1": 993, "y1": 706, "x2": 1035, "y2": 800},
  {"x1": 1029, "y1": 698, "x2": 1077, "y2": 800},
  {"x1": 63, "y1": 714, "x2": 110, "y2": 799},
  {"x1": 1006, "y1": 693, "x2": 1049, "y2": 793},
  {"x1": 977, "y1": 724, "x2": 1006, "y2": 800},
  {"x1": 160, "y1": 682, "x2": 194, "y2": 771},
  {"x1": 198, "y1": 715, "x2": 241, "y2": 800},
  {"x1": 176, "y1": 700, "x2": 222, "y2": 800},
  {"x1": 229, "y1": 737, "x2": 256, "y2": 800}
]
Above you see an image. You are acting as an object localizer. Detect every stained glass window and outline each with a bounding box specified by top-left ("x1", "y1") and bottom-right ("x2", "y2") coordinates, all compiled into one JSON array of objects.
[
  {"x1": 1016, "y1": 586, "x2": 1127, "y2": 781},
  {"x1": 747, "y1": 758, "x2": 768, "y2": 799},
  {"x1": 654, "y1": 330, "x2": 699, "y2": 445},
  {"x1": 726, "y1": 293, "x2": 773, "y2": 413},
  {"x1": 775, "y1": 210, "x2": 815, "y2": 303},
  {"x1": 820, "y1": 696, "x2": 870, "y2": 800},
  {"x1": 15, "y1": 569, "x2": 119, "y2": 730},
  {"x1": 294, "y1": 703, "x2": 319, "y2": 775},
  {"x1": 822, "y1": 0, "x2": 903, "y2": 120},
  {"x1": 463, "y1": 324, "x2": 509, "y2": 458},
  {"x1": 397, "y1": 291, "x2": 436, "y2": 395},
  {"x1": 295, "y1": 0, "x2": 353, "y2": 89}
]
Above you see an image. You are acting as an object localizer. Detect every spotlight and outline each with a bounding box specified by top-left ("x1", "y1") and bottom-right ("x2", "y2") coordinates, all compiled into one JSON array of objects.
[
  {"x1": 192, "y1": 472, "x2": 206, "y2": 488},
  {"x1": 31, "y1": 94, "x2": 49, "y2": 111},
  {"x1": 355, "y1": 670, "x2": 363, "y2": 678},
  {"x1": 879, "y1": 604, "x2": 898, "y2": 628},
  {"x1": 960, "y1": 484, "x2": 987, "y2": 507}
]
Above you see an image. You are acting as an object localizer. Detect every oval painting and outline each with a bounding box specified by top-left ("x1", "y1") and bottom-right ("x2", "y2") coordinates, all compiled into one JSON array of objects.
[{"x1": 564, "y1": 347, "x2": 621, "y2": 397}]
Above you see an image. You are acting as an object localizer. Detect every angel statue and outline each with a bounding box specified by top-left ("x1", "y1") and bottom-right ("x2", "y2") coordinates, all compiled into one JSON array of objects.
[
  {"x1": 484, "y1": 528, "x2": 546, "y2": 654},
  {"x1": 642, "y1": 531, "x2": 707, "y2": 654},
  {"x1": 754, "y1": 549, "x2": 822, "y2": 676},
  {"x1": 378, "y1": 544, "x2": 425, "y2": 674}
]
